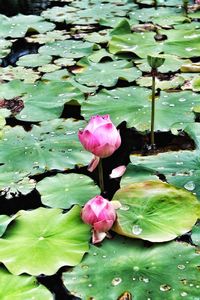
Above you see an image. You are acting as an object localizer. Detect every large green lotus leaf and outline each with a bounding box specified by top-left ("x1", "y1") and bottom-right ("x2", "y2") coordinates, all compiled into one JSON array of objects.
[
  {"x1": 109, "y1": 31, "x2": 162, "y2": 58},
  {"x1": 63, "y1": 236, "x2": 200, "y2": 300},
  {"x1": 37, "y1": 173, "x2": 100, "y2": 209},
  {"x1": 81, "y1": 87, "x2": 200, "y2": 131},
  {"x1": 0, "y1": 206, "x2": 90, "y2": 275},
  {"x1": 0, "y1": 215, "x2": 16, "y2": 237},
  {"x1": 112, "y1": 181, "x2": 199, "y2": 242},
  {"x1": 0, "y1": 119, "x2": 92, "y2": 174},
  {"x1": 0, "y1": 66, "x2": 40, "y2": 83},
  {"x1": 0, "y1": 14, "x2": 55, "y2": 38},
  {"x1": 16, "y1": 81, "x2": 84, "y2": 122},
  {"x1": 0, "y1": 80, "x2": 30, "y2": 99},
  {"x1": 0, "y1": 38, "x2": 12, "y2": 58},
  {"x1": 191, "y1": 224, "x2": 200, "y2": 247},
  {"x1": 88, "y1": 49, "x2": 115, "y2": 63},
  {"x1": 131, "y1": 150, "x2": 200, "y2": 200},
  {"x1": 16, "y1": 54, "x2": 52, "y2": 67},
  {"x1": 75, "y1": 59, "x2": 141, "y2": 87},
  {"x1": 0, "y1": 268, "x2": 53, "y2": 300},
  {"x1": 39, "y1": 40, "x2": 94, "y2": 59}
]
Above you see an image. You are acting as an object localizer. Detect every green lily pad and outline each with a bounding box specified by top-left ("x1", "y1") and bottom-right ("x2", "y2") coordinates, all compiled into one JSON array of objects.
[
  {"x1": 81, "y1": 87, "x2": 200, "y2": 131},
  {"x1": 42, "y1": 69, "x2": 70, "y2": 81},
  {"x1": 84, "y1": 30, "x2": 111, "y2": 44},
  {"x1": 41, "y1": 5, "x2": 78, "y2": 23},
  {"x1": 37, "y1": 173, "x2": 100, "y2": 209},
  {"x1": 63, "y1": 236, "x2": 200, "y2": 300},
  {"x1": 0, "y1": 206, "x2": 90, "y2": 275},
  {"x1": 39, "y1": 40, "x2": 94, "y2": 59},
  {"x1": 38, "y1": 63, "x2": 61, "y2": 73},
  {"x1": 0, "y1": 66, "x2": 40, "y2": 83},
  {"x1": 0, "y1": 119, "x2": 92, "y2": 174},
  {"x1": 0, "y1": 38, "x2": 12, "y2": 58},
  {"x1": 0, "y1": 166, "x2": 36, "y2": 197},
  {"x1": 112, "y1": 181, "x2": 199, "y2": 242},
  {"x1": 0, "y1": 268, "x2": 53, "y2": 300},
  {"x1": 26, "y1": 30, "x2": 70, "y2": 44},
  {"x1": 16, "y1": 54, "x2": 52, "y2": 67},
  {"x1": 137, "y1": 75, "x2": 185, "y2": 90},
  {"x1": 0, "y1": 14, "x2": 55, "y2": 38},
  {"x1": 75, "y1": 59, "x2": 141, "y2": 87},
  {"x1": 15, "y1": 81, "x2": 84, "y2": 122}
]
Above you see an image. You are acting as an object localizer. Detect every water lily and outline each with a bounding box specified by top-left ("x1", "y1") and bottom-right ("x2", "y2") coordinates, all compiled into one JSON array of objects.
[
  {"x1": 81, "y1": 195, "x2": 116, "y2": 243},
  {"x1": 78, "y1": 114, "x2": 121, "y2": 162}
]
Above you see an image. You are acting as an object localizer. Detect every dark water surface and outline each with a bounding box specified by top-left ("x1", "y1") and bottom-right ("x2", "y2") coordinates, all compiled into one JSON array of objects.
[{"x1": 0, "y1": 0, "x2": 51, "y2": 16}]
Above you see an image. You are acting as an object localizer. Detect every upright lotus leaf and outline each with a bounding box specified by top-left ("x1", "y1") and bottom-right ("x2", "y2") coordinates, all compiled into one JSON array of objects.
[
  {"x1": 37, "y1": 173, "x2": 100, "y2": 209},
  {"x1": 112, "y1": 181, "x2": 199, "y2": 242},
  {"x1": 63, "y1": 236, "x2": 200, "y2": 300},
  {"x1": 0, "y1": 38, "x2": 12, "y2": 58},
  {"x1": 0, "y1": 215, "x2": 17, "y2": 237},
  {"x1": 75, "y1": 59, "x2": 141, "y2": 87},
  {"x1": 39, "y1": 40, "x2": 95, "y2": 59},
  {"x1": 16, "y1": 81, "x2": 84, "y2": 122},
  {"x1": 130, "y1": 150, "x2": 200, "y2": 200},
  {"x1": 191, "y1": 224, "x2": 200, "y2": 246},
  {"x1": 0, "y1": 14, "x2": 55, "y2": 38},
  {"x1": 0, "y1": 119, "x2": 92, "y2": 174},
  {"x1": 0, "y1": 268, "x2": 53, "y2": 300},
  {"x1": 0, "y1": 206, "x2": 90, "y2": 275},
  {"x1": 16, "y1": 54, "x2": 52, "y2": 67},
  {"x1": 81, "y1": 87, "x2": 200, "y2": 131}
]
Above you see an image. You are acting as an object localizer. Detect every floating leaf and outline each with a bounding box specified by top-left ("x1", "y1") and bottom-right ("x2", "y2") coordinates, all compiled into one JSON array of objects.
[
  {"x1": 64, "y1": 236, "x2": 200, "y2": 300},
  {"x1": 0, "y1": 66, "x2": 40, "y2": 83},
  {"x1": 37, "y1": 173, "x2": 100, "y2": 209},
  {"x1": 0, "y1": 215, "x2": 16, "y2": 237},
  {"x1": 0, "y1": 38, "x2": 12, "y2": 58},
  {"x1": 81, "y1": 87, "x2": 200, "y2": 131},
  {"x1": 0, "y1": 268, "x2": 53, "y2": 300},
  {"x1": 0, "y1": 206, "x2": 90, "y2": 275},
  {"x1": 112, "y1": 181, "x2": 199, "y2": 242},
  {"x1": 0, "y1": 119, "x2": 92, "y2": 174},
  {"x1": 0, "y1": 14, "x2": 55, "y2": 38},
  {"x1": 16, "y1": 54, "x2": 52, "y2": 67},
  {"x1": 75, "y1": 59, "x2": 141, "y2": 87},
  {"x1": 191, "y1": 224, "x2": 200, "y2": 246}
]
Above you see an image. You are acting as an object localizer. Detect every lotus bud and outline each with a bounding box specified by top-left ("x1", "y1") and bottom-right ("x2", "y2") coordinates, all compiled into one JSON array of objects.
[
  {"x1": 81, "y1": 195, "x2": 116, "y2": 243},
  {"x1": 78, "y1": 115, "x2": 121, "y2": 159},
  {"x1": 147, "y1": 55, "x2": 165, "y2": 70}
]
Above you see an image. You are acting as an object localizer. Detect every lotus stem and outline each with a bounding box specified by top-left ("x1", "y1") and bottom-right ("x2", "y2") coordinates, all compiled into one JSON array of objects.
[
  {"x1": 98, "y1": 158, "x2": 104, "y2": 192},
  {"x1": 150, "y1": 68, "x2": 156, "y2": 147},
  {"x1": 153, "y1": 0, "x2": 157, "y2": 9}
]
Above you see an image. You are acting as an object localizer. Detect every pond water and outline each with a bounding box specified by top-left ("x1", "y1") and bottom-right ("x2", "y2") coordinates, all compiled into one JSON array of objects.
[{"x1": 0, "y1": 0, "x2": 51, "y2": 16}]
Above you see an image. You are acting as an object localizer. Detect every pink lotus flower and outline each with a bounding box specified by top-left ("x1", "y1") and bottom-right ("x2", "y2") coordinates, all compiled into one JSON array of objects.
[
  {"x1": 196, "y1": 0, "x2": 200, "y2": 3},
  {"x1": 81, "y1": 195, "x2": 116, "y2": 243},
  {"x1": 78, "y1": 115, "x2": 121, "y2": 165}
]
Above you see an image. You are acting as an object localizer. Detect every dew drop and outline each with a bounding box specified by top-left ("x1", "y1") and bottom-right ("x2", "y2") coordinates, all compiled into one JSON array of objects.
[
  {"x1": 176, "y1": 161, "x2": 183, "y2": 165},
  {"x1": 178, "y1": 264, "x2": 186, "y2": 270},
  {"x1": 180, "y1": 292, "x2": 188, "y2": 297},
  {"x1": 133, "y1": 266, "x2": 139, "y2": 271},
  {"x1": 120, "y1": 205, "x2": 130, "y2": 211},
  {"x1": 132, "y1": 225, "x2": 143, "y2": 235},
  {"x1": 184, "y1": 181, "x2": 195, "y2": 191},
  {"x1": 160, "y1": 284, "x2": 171, "y2": 292},
  {"x1": 88, "y1": 283, "x2": 93, "y2": 287},
  {"x1": 111, "y1": 277, "x2": 122, "y2": 286}
]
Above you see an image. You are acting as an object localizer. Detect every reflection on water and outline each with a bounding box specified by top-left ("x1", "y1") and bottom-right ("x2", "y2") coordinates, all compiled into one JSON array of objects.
[{"x1": 0, "y1": 0, "x2": 51, "y2": 16}]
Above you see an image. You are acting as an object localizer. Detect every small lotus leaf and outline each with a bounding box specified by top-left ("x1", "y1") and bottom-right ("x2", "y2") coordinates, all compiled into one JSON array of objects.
[
  {"x1": 16, "y1": 54, "x2": 52, "y2": 67},
  {"x1": 0, "y1": 206, "x2": 90, "y2": 275},
  {"x1": 0, "y1": 268, "x2": 53, "y2": 300},
  {"x1": 112, "y1": 181, "x2": 199, "y2": 242},
  {"x1": 37, "y1": 173, "x2": 100, "y2": 209},
  {"x1": 64, "y1": 236, "x2": 200, "y2": 300}
]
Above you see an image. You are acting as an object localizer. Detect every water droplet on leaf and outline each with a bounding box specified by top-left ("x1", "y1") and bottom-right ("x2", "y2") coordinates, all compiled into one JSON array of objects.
[
  {"x1": 132, "y1": 225, "x2": 143, "y2": 235},
  {"x1": 112, "y1": 277, "x2": 122, "y2": 286}
]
